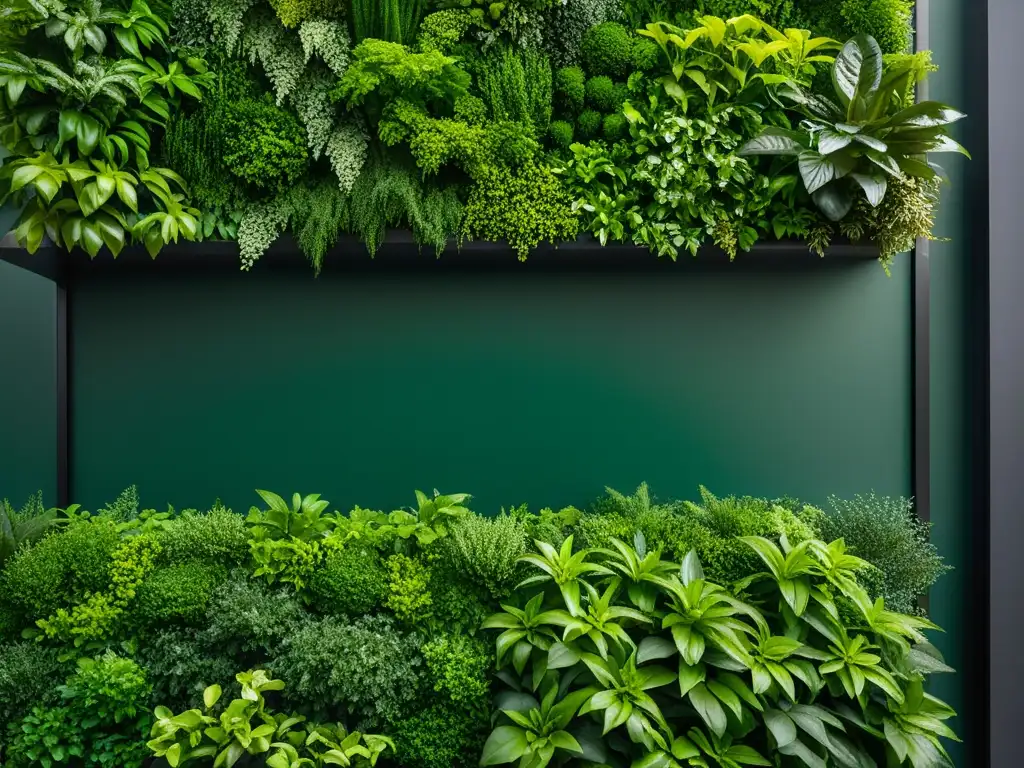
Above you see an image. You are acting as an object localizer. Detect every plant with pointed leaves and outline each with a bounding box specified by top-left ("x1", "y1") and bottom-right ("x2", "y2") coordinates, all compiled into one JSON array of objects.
[
  {"x1": 661, "y1": 551, "x2": 760, "y2": 668},
  {"x1": 482, "y1": 592, "x2": 562, "y2": 678},
  {"x1": 0, "y1": 493, "x2": 64, "y2": 569},
  {"x1": 517, "y1": 535, "x2": 614, "y2": 617},
  {"x1": 0, "y1": 0, "x2": 210, "y2": 258},
  {"x1": 577, "y1": 649, "x2": 676, "y2": 749},
  {"x1": 484, "y1": 531, "x2": 959, "y2": 768},
  {"x1": 637, "y1": 15, "x2": 823, "y2": 114},
  {"x1": 245, "y1": 490, "x2": 336, "y2": 542},
  {"x1": 739, "y1": 33, "x2": 969, "y2": 221},
  {"x1": 268, "y1": 721, "x2": 394, "y2": 768},
  {"x1": 2, "y1": 152, "x2": 197, "y2": 256},
  {"x1": 592, "y1": 532, "x2": 679, "y2": 612},
  {"x1": 737, "y1": 534, "x2": 819, "y2": 616},
  {"x1": 746, "y1": 625, "x2": 823, "y2": 702},
  {"x1": 145, "y1": 670, "x2": 393, "y2": 768},
  {"x1": 544, "y1": 578, "x2": 652, "y2": 660},
  {"x1": 480, "y1": 678, "x2": 595, "y2": 768}
]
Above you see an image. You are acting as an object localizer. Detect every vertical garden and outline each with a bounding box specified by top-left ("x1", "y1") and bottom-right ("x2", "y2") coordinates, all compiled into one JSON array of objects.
[
  {"x1": 0, "y1": 0, "x2": 963, "y2": 267},
  {"x1": 0, "y1": 0, "x2": 971, "y2": 766}
]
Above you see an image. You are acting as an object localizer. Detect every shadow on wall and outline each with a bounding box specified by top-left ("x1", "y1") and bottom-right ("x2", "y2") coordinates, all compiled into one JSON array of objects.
[{"x1": 0, "y1": 259, "x2": 56, "y2": 504}]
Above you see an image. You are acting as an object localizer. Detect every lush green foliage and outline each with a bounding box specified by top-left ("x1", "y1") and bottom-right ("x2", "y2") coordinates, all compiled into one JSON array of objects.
[
  {"x1": 0, "y1": 480, "x2": 955, "y2": 766},
  {"x1": 0, "y1": 0, "x2": 210, "y2": 257},
  {"x1": 819, "y1": 493, "x2": 951, "y2": 615},
  {"x1": 0, "y1": 0, "x2": 958, "y2": 269},
  {"x1": 739, "y1": 34, "x2": 967, "y2": 225},
  {"x1": 7, "y1": 652, "x2": 152, "y2": 768},
  {"x1": 480, "y1": 532, "x2": 956, "y2": 768}
]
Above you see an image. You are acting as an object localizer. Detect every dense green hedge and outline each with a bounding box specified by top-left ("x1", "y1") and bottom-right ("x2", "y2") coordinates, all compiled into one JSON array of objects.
[
  {"x1": 0, "y1": 483, "x2": 954, "y2": 767},
  {"x1": 0, "y1": 0, "x2": 966, "y2": 271}
]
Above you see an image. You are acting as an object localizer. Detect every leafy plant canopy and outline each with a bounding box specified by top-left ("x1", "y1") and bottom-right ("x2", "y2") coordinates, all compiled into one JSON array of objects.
[
  {"x1": 0, "y1": 481, "x2": 957, "y2": 768},
  {"x1": 0, "y1": 0, "x2": 960, "y2": 270}
]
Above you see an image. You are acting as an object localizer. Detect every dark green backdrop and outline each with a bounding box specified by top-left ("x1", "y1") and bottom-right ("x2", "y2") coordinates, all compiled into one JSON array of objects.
[
  {"x1": 0, "y1": 261, "x2": 56, "y2": 504},
  {"x1": 65, "y1": 262, "x2": 910, "y2": 514}
]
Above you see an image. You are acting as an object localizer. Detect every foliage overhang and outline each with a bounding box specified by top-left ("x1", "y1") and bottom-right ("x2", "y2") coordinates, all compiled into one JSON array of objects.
[{"x1": 0, "y1": 0, "x2": 964, "y2": 273}]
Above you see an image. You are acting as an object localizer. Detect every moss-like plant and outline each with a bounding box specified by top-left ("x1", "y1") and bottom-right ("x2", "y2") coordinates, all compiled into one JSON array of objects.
[
  {"x1": 553, "y1": 65, "x2": 586, "y2": 116},
  {"x1": 576, "y1": 108, "x2": 603, "y2": 140},
  {"x1": 221, "y1": 96, "x2": 310, "y2": 191},
  {"x1": 549, "y1": 119, "x2": 574, "y2": 149},
  {"x1": 581, "y1": 21, "x2": 634, "y2": 78},
  {"x1": 462, "y1": 162, "x2": 579, "y2": 259}
]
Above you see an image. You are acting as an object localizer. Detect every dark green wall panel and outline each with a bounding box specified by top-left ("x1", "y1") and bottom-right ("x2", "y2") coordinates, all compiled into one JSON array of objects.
[
  {"x1": 925, "y1": 0, "x2": 975, "y2": 760},
  {"x1": 0, "y1": 261, "x2": 56, "y2": 505},
  {"x1": 70, "y1": 260, "x2": 911, "y2": 516}
]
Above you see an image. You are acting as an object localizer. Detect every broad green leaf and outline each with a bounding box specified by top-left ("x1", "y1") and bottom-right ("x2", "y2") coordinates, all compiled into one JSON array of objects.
[
  {"x1": 765, "y1": 709, "x2": 797, "y2": 748},
  {"x1": 480, "y1": 726, "x2": 529, "y2": 766},
  {"x1": 779, "y1": 738, "x2": 828, "y2": 768},
  {"x1": 680, "y1": 550, "x2": 704, "y2": 586},
  {"x1": 818, "y1": 130, "x2": 853, "y2": 155},
  {"x1": 797, "y1": 151, "x2": 836, "y2": 194},
  {"x1": 707, "y1": 679, "x2": 744, "y2": 720},
  {"x1": 886, "y1": 101, "x2": 966, "y2": 128},
  {"x1": 812, "y1": 183, "x2": 854, "y2": 222},
  {"x1": 726, "y1": 744, "x2": 772, "y2": 766},
  {"x1": 547, "y1": 642, "x2": 581, "y2": 670},
  {"x1": 204, "y1": 685, "x2": 223, "y2": 709},
  {"x1": 638, "y1": 665, "x2": 677, "y2": 690},
  {"x1": 832, "y1": 34, "x2": 882, "y2": 111},
  {"x1": 10, "y1": 165, "x2": 44, "y2": 193},
  {"x1": 850, "y1": 172, "x2": 887, "y2": 207},
  {"x1": 739, "y1": 128, "x2": 806, "y2": 156},
  {"x1": 689, "y1": 683, "x2": 728, "y2": 738},
  {"x1": 852, "y1": 134, "x2": 887, "y2": 152},
  {"x1": 547, "y1": 731, "x2": 582, "y2": 754},
  {"x1": 788, "y1": 707, "x2": 831, "y2": 748},
  {"x1": 671, "y1": 734, "x2": 699, "y2": 760},
  {"x1": 672, "y1": 624, "x2": 705, "y2": 666},
  {"x1": 631, "y1": 752, "x2": 670, "y2": 768},
  {"x1": 75, "y1": 114, "x2": 103, "y2": 155},
  {"x1": 866, "y1": 150, "x2": 901, "y2": 177},
  {"x1": 678, "y1": 660, "x2": 706, "y2": 696},
  {"x1": 638, "y1": 636, "x2": 677, "y2": 664}
]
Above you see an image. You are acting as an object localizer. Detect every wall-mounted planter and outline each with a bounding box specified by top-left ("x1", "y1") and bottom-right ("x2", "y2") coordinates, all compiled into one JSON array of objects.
[{"x1": 1, "y1": 234, "x2": 881, "y2": 282}]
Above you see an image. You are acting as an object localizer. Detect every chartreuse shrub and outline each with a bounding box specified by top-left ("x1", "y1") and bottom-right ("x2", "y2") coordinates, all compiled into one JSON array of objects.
[{"x1": 0, "y1": 483, "x2": 954, "y2": 767}]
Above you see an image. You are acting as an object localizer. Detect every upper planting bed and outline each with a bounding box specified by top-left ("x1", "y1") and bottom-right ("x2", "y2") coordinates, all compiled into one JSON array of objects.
[
  {"x1": 0, "y1": 0, "x2": 967, "y2": 271},
  {"x1": 0, "y1": 483, "x2": 956, "y2": 768}
]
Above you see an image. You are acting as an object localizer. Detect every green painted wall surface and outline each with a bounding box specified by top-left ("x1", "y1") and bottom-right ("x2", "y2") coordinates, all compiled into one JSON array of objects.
[
  {"x1": 70, "y1": 260, "x2": 911, "y2": 517},
  {"x1": 0, "y1": 261, "x2": 56, "y2": 505},
  {"x1": 925, "y1": 0, "x2": 975, "y2": 762}
]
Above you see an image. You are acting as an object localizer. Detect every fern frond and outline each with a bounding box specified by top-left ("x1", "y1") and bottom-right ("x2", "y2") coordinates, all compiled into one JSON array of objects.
[
  {"x1": 325, "y1": 120, "x2": 367, "y2": 194},
  {"x1": 240, "y1": 9, "x2": 304, "y2": 103},
  {"x1": 298, "y1": 19, "x2": 350, "y2": 76}
]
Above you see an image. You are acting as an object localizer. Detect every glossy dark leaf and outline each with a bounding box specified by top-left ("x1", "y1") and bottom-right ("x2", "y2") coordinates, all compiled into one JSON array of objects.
[
  {"x1": 812, "y1": 183, "x2": 854, "y2": 222},
  {"x1": 739, "y1": 128, "x2": 807, "y2": 156},
  {"x1": 818, "y1": 130, "x2": 853, "y2": 154},
  {"x1": 833, "y1": 35, "x2": 882, "y2": 111}
]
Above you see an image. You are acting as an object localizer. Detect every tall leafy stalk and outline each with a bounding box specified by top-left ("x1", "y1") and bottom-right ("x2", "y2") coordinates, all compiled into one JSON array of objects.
[{"x1": 349, "y1": 0, "x2": 424, "y2": 44}]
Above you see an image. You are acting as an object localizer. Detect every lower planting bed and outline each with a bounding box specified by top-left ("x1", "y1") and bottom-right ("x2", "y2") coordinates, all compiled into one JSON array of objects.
[{"x1": 0, "y1": 484, "x2": 954, "y2": 768}]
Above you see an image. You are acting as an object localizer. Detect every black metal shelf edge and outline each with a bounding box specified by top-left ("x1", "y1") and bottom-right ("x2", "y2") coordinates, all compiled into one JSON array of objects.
[{"x1": 0, "y1": 232, "x2": 880, "y2": 282}]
